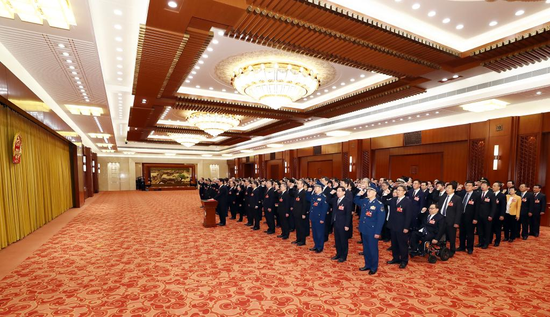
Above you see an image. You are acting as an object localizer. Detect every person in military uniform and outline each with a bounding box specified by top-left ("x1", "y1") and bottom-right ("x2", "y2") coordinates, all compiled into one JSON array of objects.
[
  {"x1": 355, "y1": 187, "x2": 386, "y2": 275},
  {"x1": 306, "y1": 183, "x2": 329, "y2": 253}
]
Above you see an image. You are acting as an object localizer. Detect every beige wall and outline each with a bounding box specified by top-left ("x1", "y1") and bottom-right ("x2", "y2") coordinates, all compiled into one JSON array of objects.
[{"x1": 97, "y1": 156, "x2": 228, "y2": 191}]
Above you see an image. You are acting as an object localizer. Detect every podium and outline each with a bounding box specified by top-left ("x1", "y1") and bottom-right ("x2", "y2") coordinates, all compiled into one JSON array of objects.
[{"x1": 201, "y1": 199, "x2": 218, "y2": 228}]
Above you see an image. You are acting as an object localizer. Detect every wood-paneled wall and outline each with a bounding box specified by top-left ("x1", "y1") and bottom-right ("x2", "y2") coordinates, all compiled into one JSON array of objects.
[{"x1": 228, "y1": 112, "x2": 550, "y2": 224}]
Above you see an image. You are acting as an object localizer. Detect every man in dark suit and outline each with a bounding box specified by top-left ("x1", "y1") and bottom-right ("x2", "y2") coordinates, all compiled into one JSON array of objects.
[
  {"x1": 379, "y1": 181, "x2": 393, "y2": 242},
  {"x1": 491, "y1": 181, "x2": 507, "y2": 246},
  {"x1": 519, "y1": 184, "x2": 534, "y2": 240},
  {"x1": 250, "y1": 182, "x2": 262, "y2": 230},
  {"x1": 476, "y1": 180, "x2": 497, "y2": 249},
  {"x1": 457, "y1": 181, "x2": 480, "y2": 254},
  {"x1": 437, "y1": 181, "x2": 462, "y2": 257},
  {"x1": 277, "y1": 183, "x2": 291, "y2": 239},
  {"x1": 214, "y1": 179, "x2": 228, "y2": 226},
  {"x1": 410, "y1": 203, "x2": 445, "y2": 256},
  {"x1": 530, "y1": 184, "x2": 546, "y2": 237},
  {"x1": 432, "y1": 181, "x2": 446, "y2": 207},
  {"x1": 408, "y1": 179, "x2": 427, "y2": 230},
  {"x1": 331, "y1": 187, "x2": 352, "y2": 262},
  {"x1": 292, "y1": 179, "x2": 308, "y2": 246},
  {"x1": 263, "y1": 180, "x2": 277, "y2": 234},
  {"x1": 387, "y1": 185, "x2": 413, "y2": 269},
  {"x1": 321, "y1": 177, "x2": 334, "y2": 242},
  {"x1": 228, "y1": 180, "x2": 237, "y2": 220},
  {"x1": 244, "y1": 180, "x2": 254, "y2": 226}
]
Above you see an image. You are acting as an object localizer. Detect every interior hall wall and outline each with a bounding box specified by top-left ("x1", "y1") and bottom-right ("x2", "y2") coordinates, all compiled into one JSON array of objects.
[{"x1": 97, "y1": 157, "x2": 228, "y2": 191}]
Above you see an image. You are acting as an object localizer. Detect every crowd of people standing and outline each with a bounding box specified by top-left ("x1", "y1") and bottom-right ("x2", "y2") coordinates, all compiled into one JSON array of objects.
[{"x1": 198, "y1": 176, "x2": 547, "y2": 274}]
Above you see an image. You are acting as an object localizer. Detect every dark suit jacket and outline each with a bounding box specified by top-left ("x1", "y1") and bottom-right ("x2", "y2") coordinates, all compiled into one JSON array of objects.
[
  {"x1": 277, "y1": 190, "x2": 291, "y2": 215},
  {"x1": 533, "y1": 192, "x2": 547, "y2": 215},
  {"x1": 478, "y1": 191, "x2": 497, "y2": 219},
  {"x1": 387, "y1": 196, "x2": 413, "y2": 231},
  {"x1": 214, "y1": 185, "x2": 228, "y2": 212},
  {"x1": 408, "y1": 188, "x2": 426, "y2": 217},
  {"x1": 250, "y1": 187, "x2": 261, "y2": 209},
  {"x1": 461, "y1": 191, "x2": 480, "y2": 222},
  {"x1": 520, "y1": 191, "x2": 534, "y2": 215},
  {"x1": 263, "y1": 187, "x2": 277, "y2": 212},
  {"x1": 438, "y1": 193, "x2": 462, "y2": 226},
  {"x1": 331, "y1": 196, "x2": 352, "y2": 229},
  {"x1": 423, "y1": 212, "x2": 445, "y2": 238},
  {"x1": 292, "y1": 189, "x2": 307, "y2": 217},
  {"x1": 432, "y1": 191, "x2": 445, "y2": 207},
  {"x1": 494, "y1": 191, "x2": 506, "y2": 218}
]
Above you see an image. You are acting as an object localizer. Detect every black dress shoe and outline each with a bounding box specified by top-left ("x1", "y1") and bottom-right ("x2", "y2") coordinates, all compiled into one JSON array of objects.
[
  {"x1": 267, "y1": 231, "x2": 275, "y2": 235},
  {"x1": 338, "y1": 258, "x2": 346, "y2": 263},
  {"x1": 358, "y1": 252, "x2": 364, "y2": 255},
  {"x1": 245, "y1": 223, "x2": 253, "y2": 226},
  {"x1": 289, "y1": 229, "x2": 295, "y2": 232},
  {"x1": 399, "y1": 262, "x2": 407, "y2": 269},
  {"x1": 281, "y1": 236, "x2": 289, "y2": 240},
  {"x1": 368, "y1": 270, "x2": 377, "y2": 275},
  {"x1": 291, "y1": 241, "x2": 298, "y2": 244},
  {"x1": 387, "y1": 260, "x2": 400, "y2": 265},
  {"x1": 277, "y1": 235, "x2": 284, "y2": 238},
  {"x1": 509, "y1": 239, "x2": 514, "y2": 243},
  {"x1": 315, "y1": 249, "x2": 323, "y2": 253},
  {"x1": 467, "y1": 250, "x2": 473, "y2": 254},
  {"x1": 494, "y1": 242, "x2": 500, "y2": 247},
  {"x1": 534, "y1": 234, "x2": 539, "y2": 238},
  {"x1": 359, "y1": 266, "x2": 370, "y2": 272},
  {"x1": 253, "y1": 227, "x2": 260, "y2": 231},
  {"x1": 357, "y1": 240, "x2": 362, "y2": 244},
  {"x1": 522, "y1": 236, "x2": 528, "y2": 240},
  {"x1": 481, "y1": 245, "x2": 488, "y2": 249},
  {"x1": 217, "y1": 223, "x2": 226, "y2": 226},
  {"x1": 475, "y1": 243, "x2": 483, "y2": 248},
  {"x1": 309, "y1": 248, "x2": 318, "y2": 251},
  {"x1": 297, "y1": 242, "x2": 306, "y2": 246},
  {"x1": 237, "y1": 220, "x2": 243, "y2": 222},
  {"x1": 456, "y1": 248, "x2": 466, "y2": 252},
  {"x1": 331, "y1": 256, "x2": 340, "y2": 260},
  {"x1": 449, "y1": 251, "x2": 455, "y2": 258},
  {"x1": 264, "y1": 230, "x2": 269, "y2": 233},
  {"x1": 386, "y1": 247, "x2": 392, "y2": 251},
  {"x1": 230, "y1": 217, "x2": 236, "y2": 220},
  {"x1": 503, "y1": 238, "x2": 509, "y2": 242}
]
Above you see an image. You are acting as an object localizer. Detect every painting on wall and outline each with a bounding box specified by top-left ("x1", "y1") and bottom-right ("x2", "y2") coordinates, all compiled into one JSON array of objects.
[{"x1": 150, "y1": 167, "x2": 192, "y2": 186}]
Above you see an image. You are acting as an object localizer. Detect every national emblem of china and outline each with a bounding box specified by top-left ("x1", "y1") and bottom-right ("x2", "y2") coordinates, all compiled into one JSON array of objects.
[{"x1": 12, "y1": 133, "x2": 22, "y2": 164}]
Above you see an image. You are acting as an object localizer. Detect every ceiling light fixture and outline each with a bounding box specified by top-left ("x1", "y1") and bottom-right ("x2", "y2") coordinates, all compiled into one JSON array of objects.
[
  {"x1": 442, "y1": 18, "x2": 450, "y2": 24},
  {"x1": 168, "y1": 1, "x2": 177, "y2": 8},
  {"x1": 489, "y1": 21, "x2": 498, "y2": 27},
  {"x1": 114, "y1": 9, "x2": 122, "y2": 15},
  {"x1": 536, "y1": 91, "x2": 542, "y2": 95},
  {"x1": 456, "y1": 24, "x2": 464, "y2": 30},
  {"x1": 461, "y1": 99, "x2": 509, "y2": 113},
  {"x1": 240, "y1": 150, "x2": 253, "y2": 153},
  {"x1": 0, "y1": 0, "x2": 77, "y2": 29},
  {"x1": 267, "y1": 143, "x2": 284, "y2": 148},
  {"x1": 231, "y1": 62, "x2": 320, "y2": 110},
  {"x1": 188, "y1": 112, "x2": 240, "y2": 137},
  {"x1": 66, "y1": 104, "x2": 103, "y2": 116},
  {"x1": 412, "y1": 3, "x2": 420, "y2": 10},
  {"x1": 515, "y1": 10, "x2": 525, "y2": 16},
  {"x1": 428, "y1": 11, "x2": 436, "y2": 17},
  {"x1": 168, "y1": 133, "x2": 207, "y2": 147}
]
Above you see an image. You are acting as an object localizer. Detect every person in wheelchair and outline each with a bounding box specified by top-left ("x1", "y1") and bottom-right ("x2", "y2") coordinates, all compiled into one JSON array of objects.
[{"x1": 410, "y1": 204, "x2": 445, "y2": 257}]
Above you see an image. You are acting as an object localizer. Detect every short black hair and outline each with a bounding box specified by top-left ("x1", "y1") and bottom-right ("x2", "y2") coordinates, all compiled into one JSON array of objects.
[
  {"x1": 446, "y1": 181, "x2": 457, "y2": 190},
  {"x1": 465, "y1": 180, "x2": 475, "y2": 186}
]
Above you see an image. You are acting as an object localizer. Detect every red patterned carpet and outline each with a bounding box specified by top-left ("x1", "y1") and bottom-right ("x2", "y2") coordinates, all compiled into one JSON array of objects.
[{"x1": 0, "y1": 191, "x2": 549, "y2": 316}]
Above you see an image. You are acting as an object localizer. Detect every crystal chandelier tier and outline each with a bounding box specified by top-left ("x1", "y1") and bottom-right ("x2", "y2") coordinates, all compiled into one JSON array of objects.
[
  {"x1": 187, "y1": 112, "x2": 240, "y2": 137},
  {"x1": 231, "y1": 62, "x2": 320, "y2": 110},
  {"x1": 168, "y1": 133, "x2": 207, "y2": 147}
]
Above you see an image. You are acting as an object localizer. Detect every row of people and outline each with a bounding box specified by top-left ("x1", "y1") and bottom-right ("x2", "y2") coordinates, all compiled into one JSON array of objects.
[{"x1": 197, "y1": 176, "x2": 546, "y2": 273}]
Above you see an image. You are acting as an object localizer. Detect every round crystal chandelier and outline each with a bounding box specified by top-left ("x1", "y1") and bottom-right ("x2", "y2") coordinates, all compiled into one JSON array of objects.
[
  {"x1": 188, "y1": 112, "x2": 240, "y2": 137},
  {"x1": 168, "y1": 133, "x2": 206, "y2": 147},
  {"x1": 231, "y1": 62, "x2": 320, "y2": 109}
]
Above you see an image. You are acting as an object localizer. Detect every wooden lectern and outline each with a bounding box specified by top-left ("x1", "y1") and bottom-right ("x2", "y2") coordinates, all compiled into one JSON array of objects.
[{"x1": 201, "y1": 199, "x2": 218, "y2": 228}]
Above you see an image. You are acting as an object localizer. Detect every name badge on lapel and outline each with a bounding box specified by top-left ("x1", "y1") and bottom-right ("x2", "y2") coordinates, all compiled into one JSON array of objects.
[
  {"x1": 338, "y1": 205, "x2": 344, "y2": 210},
  {"x1": 296, "y1": 197, "x2": 300, "y2": 202},
  {"x1": 522, "y1": 198, "x2": 527, "y2": 202},
  {"x1": 279, "y1": 198, "x2": 283, "y2": 202},
  {"x1": 484, "y1": 198, "x2": 490, "y2": 202},
  {"x1": 448, "y1": 202, "x2": 454, "y2": 207},
  {"x1": 414, "y1": 197, "x2": 419, "y2": 201},
  {"x1": 512, "y1": 199, "x2": 517, "y2": 203},
  {"x1": 429, "y1": 220, "x2": 435, "y2": 224},
  {"x1": 535, "y1": 199, "x2": 540, "y2": 204},
  {"x1": 265, "y1": 195, "x2": 269, "y2": 199},
  {"x1": 313, "y1": 202, "x2": 319, "y2": 207},
  {"x1": 468, "y1": 200, "x2": 474, "y2": 205},
  {"x1": 397, "y1": 207, "x2": 403, "y2": 213},
  {"x1": 366, "y1": 211, "x2": 372, "y2": 217},
  {"x1": 496, "y1": 199, "x2": 499, "y2": 204},
  {"x1": 251, "y1": 193, "x2": 254, "y2": 197}
]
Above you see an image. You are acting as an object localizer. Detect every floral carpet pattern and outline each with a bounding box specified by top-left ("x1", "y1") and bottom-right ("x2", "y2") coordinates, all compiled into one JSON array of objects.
[{"x1": 0, "y1": 191, "x2": 549, "y2": 316}]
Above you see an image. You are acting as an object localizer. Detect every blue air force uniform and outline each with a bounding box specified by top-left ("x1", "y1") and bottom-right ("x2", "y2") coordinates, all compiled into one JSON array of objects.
[
  {"x1": 307, "y1": 191, "x2": 329, "y2": 251},
  {"x1": 355, "y1": 195, "x2": 385, "y2": 272}
]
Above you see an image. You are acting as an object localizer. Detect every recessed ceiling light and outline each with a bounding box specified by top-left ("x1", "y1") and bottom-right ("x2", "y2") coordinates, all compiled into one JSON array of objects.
[
  {"x1": 117, "y1": 65, "x2": 122, "y2": 68},
  {"x1": 442, "y1": 78, "x2": 448, "y2": 82},
  {"x1": 202, "y1": 54, "x2": 208, "y2": 58},
  {"x1": 536, "y1": 91, "x2": 542, "y2": 95},
  {"x1": 114, "y1": 24, "x2": 122, "y2": 30},
  {"x1": 428, "y1": 11, "x2": 436, "y2": 17},
  {"x1": 198, "y1": 60, "x2": 204, "y2": 64},
  {"x1": 66, "y1": 59, "x2": 72, "y2": 63},
  {"x1": 168, "y1": 1, "x2": 177, "y2": 8},
  {"x1": 341, "y1": 82, "x2": 345, "y2": 86},
  {"x1": 222, "y1": 89, "x2": 226, "y2": 92},
  {"x1": 58, "y1": 43, "x2": 65, "y2": 48},
  {"x1": 332, "y1": 86, "x2": 337, "y2": 89},
  {"x1": 316, "y1": 92, "x2": 321, "y2": 95},
  {"x1": 212, "y1": 39, "x2": 219, "y2": 44},
  {"x1": 188, "y1": 75, "x2": 194, "y2": 79},
  {"x1": 194, "y1": 66, "x2": 200, "y2": 69},
  {"x1": 196, "y1": 85, "x2": 200, "y2": 88},
  {"x1": 78, "y1": 85, "x2": 83, "y2": 88},
  {"x1": 456, "y1": 24, "x2": 464, "y2": 30},
  {"x1": 62, "y1": 52, "x2": 69, "y2": 56},
  {"x1": 426, "y1": 113, "x2": 430, "y2": 116},
  {"x1": 442, "y1": 18, "x2": 450, "y2": 24},
  {"x1": 350, "y1": 78, "x2": 355, "y2": 82},
  {"x1": 117, "y1": 78, "x2": 122, "y2": 81},
  {"x1": 69, "y1": 66, "x2": 75, "y2": 69},
  {"x1": 207, "y1": 47, "x2": 213, "y2": 52},
  {"x1": 489, "y1": 21, "x2": 498, "y2": 27},
  {"x1": 74, "y1": 77, "x2": 80, "y2": 80},
  {"x1": 115, "y1": 37, "x2": 122, "y2": 42},
  {"x1": 435, "y1": 111, "x2": 439, "y2": 114},
  {"x1": 117, "y1": 72, "x2": 122, "y2": 75},
  {"x1": 76, "y1": 81, "x2": 81, "y2": 84},
  {"x1": 360, "y1": 74, "x2": 365, "y2": 78},
  {"x1": 324, "y1": 89, "x2": 328, "y2": 92},
  {"x1": 71, "y1": 71, "x2": 77, "y2": 75},
  {"x1": 116, "y1": 57, "x2": 122, "y2": 61},
  {"x1": 114, "y1": 9, "x2": 122, "y2": 15},
  {"x1": 209, "y1": 87, "x2": 213, "y2": 90},
  {"x1": 412, "y1": 3, "x2": 420, "y2": 10},
  {"x1": 515, "y1": 10, "x2": 525, "y2": 16},
  {"x1": 191, "y1": 71, "x2": 196, "y2": 74},
  {"x1": 452, "y1": 74, "x2": 459, "y2": 79},
  {"x1": 185, "y1": 80, "x2": 190, "y2": 83},
  {"x1": 116, "y1": 48, "x2": 123, "y2": 52},
  {"x1": 326, "y1": 130, "x2": 351, "y2": 137},
  {"x1": 82, "y1": 93, "x2": 87, "y2": 96}
]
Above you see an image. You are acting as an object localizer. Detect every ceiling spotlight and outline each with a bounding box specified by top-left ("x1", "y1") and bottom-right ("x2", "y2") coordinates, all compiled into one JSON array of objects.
[
  {"x1": 202, "y1": 54, "x2": 208, "y2": 58},
  {"x1": 117, "y1": 72, "x2": 122, "y2": 75},
  {"x1": 115, "y1": 37, "x2": 122, "y2": 42},
  {"x1": 324, "y1": 89, "x2": 328, "y2": 92},
  {"x1": 209, "y1": 87, "x2": 213, "y2": 90},
  {"x1": 74, "y1": 77, "x2": 80, "y2": 80},
  {"x1": 412, "y1": 3, "x2": 420, "y2": 10},
  {"x1": 350, "y1": 78, "x2": 355, "y2": 82},
  {"x1": 62, "y1": 52, "x2": 69, "y2": 56},
  {"x1": 188, "y1": 76, "x2": 194, "y2": 79},
  {"x1": 168, "y1": 1, "x2": 178, "y2": 8},
  {"x1": 58, "y1": 43, "x2": 65, "y2": 48},
  {"x1": 117, "y1": 65, "x2": 122, "y2": 68},
  {"x1": 185, "y1": 80, "x2": 190, "y2": 83},
  {"x1": 198, "y1": 60, "x2": 204, "y2": 64},
  {"x1": 341, "y1": 82, "x2": 345, "y2": 86},
  {"x1": 117, "y1": 78, "x2": 122, "y2": 81},
  {"x1": 66, "y1": 59, "x2": 72, "y2": 63},
  {"x1": 114, "y1": 9, "x2": 122, "y2": 15},
  {"x1": 360, "y1": 74, "x2": 365, "y2": 78},
  {"x1": 461, "y1": 99, "x2": 509, "y2": 112},
  {"x1": 114, "y1": 24, "x2": 122, "y2": 30},
  {"x1": 69, "y1": 66, "x2": 75, "y2": 69},
  {"x1": 536, "y1": 91, "x2": 542, "y2": 95},
  {"x1": 194, "y1": 66, "x2": 200, "y2": 70},
  {"x1": 332, "y1": 86, "x2": 337, "y2": 89},
  {"x1": 191, "y1": 71, "x2": 197, "y2": 74},
  {"x1": 71, "y1": 71, "x2": 77, "y2": 75},
  {"x1": 442, "y1": 78, "x2": 448, "y2": 82},
  {"x1": 456, "y1": 24, "x2": 464, "y2": 30},
  {"x1": 452, "y1": 74, "x2": 459, "y2": 79},
  {"x1": 515, "y1": 10, "x2": 525, "y2": 16},
  {"x1": 207, "y1": 47, "x2": 213, "y2": 52},
  {"x1": 442, "y1": 18, "x2": 450, "y2": 24},
  {"x1": 116, "y1": 48, "x2": 123, "y2": 52},
  {"x1": 195, "y1": 85, "x2": 200, "y2": 88},
  {"x1": 428, "y1": 11, "x2": 436, "y2": 17},
  {"x1": 212, "y1": 39, "x2": 219, "y2": 44},
  {"x1": 435, "y1": 111, "x2": 439, "y2": 114},
  {"x1": 489, "y1": 21, "x2": 498, "y2": 27}
]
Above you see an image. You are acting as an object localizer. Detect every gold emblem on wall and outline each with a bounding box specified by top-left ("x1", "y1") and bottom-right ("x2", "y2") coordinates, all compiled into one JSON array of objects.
[{"x1": 12, "y1": 133, "x2": 22, "y2": 164}]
